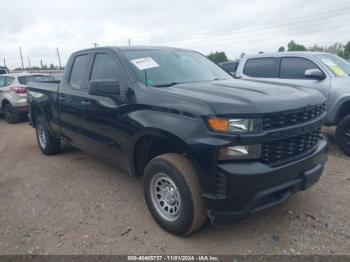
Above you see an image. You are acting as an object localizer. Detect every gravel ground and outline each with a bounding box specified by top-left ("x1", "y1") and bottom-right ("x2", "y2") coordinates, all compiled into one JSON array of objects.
[{"x1": 0, "y1": 120, "x2": 349, "y2": 255}]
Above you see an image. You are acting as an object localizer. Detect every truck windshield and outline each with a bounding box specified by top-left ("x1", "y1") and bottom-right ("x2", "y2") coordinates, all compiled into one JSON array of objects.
[
  {"x1": 316, "y1": 54, "x2": 350, "y2": 77},
  {"x1": 124, "y1": 49, "x2": 231, "y2": 87}
]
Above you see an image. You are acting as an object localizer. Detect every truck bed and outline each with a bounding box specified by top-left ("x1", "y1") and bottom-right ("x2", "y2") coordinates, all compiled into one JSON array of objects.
[{"x1": 27, "y1": 81, "x2": 60, "y2": 93}]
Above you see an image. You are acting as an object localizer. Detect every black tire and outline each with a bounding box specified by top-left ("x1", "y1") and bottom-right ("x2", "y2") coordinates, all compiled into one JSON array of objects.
[
  {"x1": 35, "y1": 116, "x2": 61, "y2": 155},
  {"x1": 3, "y1": 103, "x2": 21, "y2": 123},
  {"x1": 143, "y1": 153, "x2": 207, "y2": 236},
  {"x1": 336, "y1": 115, "x2": 350, "y2": 156}
]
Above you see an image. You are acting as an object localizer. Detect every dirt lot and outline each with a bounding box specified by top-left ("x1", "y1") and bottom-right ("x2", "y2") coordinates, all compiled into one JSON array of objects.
[{"x1": 0, "y1": 120, "x2": 349, "y2": 255}]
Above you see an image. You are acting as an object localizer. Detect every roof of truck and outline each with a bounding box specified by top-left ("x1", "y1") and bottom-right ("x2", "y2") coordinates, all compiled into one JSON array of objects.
[
  {"x1": 245, "y1": 51, "x2": 330, "y2": 59},
  {"x1": 74, "y1": 45, "x2": 191, "y2": 54}
]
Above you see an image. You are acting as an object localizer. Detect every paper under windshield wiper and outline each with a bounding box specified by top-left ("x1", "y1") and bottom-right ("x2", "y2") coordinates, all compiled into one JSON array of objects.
[{"x1": 153, "y1": 82, "x2": 181, "y2": 87}]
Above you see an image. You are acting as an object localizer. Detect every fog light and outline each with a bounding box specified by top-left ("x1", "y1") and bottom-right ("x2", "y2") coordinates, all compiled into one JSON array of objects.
[{"x1": 219, "y1": 144, "x2": 261, "y2": 160}]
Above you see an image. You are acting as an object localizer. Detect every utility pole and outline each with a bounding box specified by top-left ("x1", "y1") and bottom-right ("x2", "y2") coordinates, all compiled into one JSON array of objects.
[
  {"x1": 19, "y1": 46, "x2": 24, "y2": 70},
  {"x1": 27, "y1": 56, "x2": 31, "y2": 70},
  {"x1": 93, "y1": 43, "x2": 98, "y2": 48},
  {"x1": 40, "y1": 59, "x2": 44, "y2": 69},
  {"x1": 56, "y1": 47, "x2": 62, "y2": 69},
  {"x1": 128, "y1": 38, "x2": 131, "y2": 46},
  {"x1": 3, "y1": 58, "x2": 6, "y2": 67}
]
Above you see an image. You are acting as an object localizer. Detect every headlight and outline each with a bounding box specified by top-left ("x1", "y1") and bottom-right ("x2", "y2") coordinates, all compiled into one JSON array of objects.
[
  {"x1": 219, "y1": 144, "x2": 261, "y2": 160},
  {"x1": 208, "y1": 118, "x2": 262, "y2": 133}
]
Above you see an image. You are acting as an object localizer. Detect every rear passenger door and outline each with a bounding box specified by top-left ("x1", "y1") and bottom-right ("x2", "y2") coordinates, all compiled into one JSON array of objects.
[
  {"x1": 239, "y1": 57, "x2": 279, "y2": 80},
  {"x1": 59, "y1": 50, "x2": 131, "y2": 169},
  {"x1": 58, "y1": 52, "x2": 93, "y2": 147}
]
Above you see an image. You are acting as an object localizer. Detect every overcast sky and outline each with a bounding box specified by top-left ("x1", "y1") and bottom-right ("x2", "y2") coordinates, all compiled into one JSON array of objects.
[{"x1": 1, "y1": 0, "x2": 350, "y2": 69}]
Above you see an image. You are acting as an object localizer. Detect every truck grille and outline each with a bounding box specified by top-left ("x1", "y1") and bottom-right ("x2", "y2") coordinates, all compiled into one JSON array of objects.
[
  {"x1": 261, "y1": 129, "x2": 322, "y2": 163},
  {"x1": 262, "y1": 103, "x2": 326, "y2": 130}
]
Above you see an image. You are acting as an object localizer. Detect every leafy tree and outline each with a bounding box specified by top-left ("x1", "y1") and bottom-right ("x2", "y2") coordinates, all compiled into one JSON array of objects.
[
  {"x1": 308, "y1": 44, "x2": 325, "y2": 52},
  {"x1": 326, "y1": 42, "x2": 344, "y2": 55},
  {"x1": 207, "y1": 51, "x2": 228, "y2": 64},
  {"x1": 287, "y1": 40, "x2": 307, "y2": 51},
  {"x1": 278, "y1": 46, "x2": 285, "y2": 52},
  {"x1": 343, "y1": 41, "x2": 350, "y2": 59},
  {"x1": 49, "y1": 64, "x2": 58, "y2": 70}
]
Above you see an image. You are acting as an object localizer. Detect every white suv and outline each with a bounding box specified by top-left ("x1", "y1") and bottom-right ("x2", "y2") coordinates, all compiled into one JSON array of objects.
[{"x1": 0, "y1": 73, "x2": 55, "y2": 123}]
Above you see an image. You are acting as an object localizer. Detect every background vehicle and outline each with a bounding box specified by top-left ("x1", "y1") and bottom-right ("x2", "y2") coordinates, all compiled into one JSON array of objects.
[
  {"x1": 0, "y1": 66, "x2": 9, "y2": 75},
  {"x1": 236, "y1": 52, "x2": 350, "y2": 156},
  {"x1": 28, "y1": 46, "x2": 327, "y2": 235},
  {"x1": 219, "y1": 61, "x2": 240, "y2": 76},
  {"x1": 0, "y1": 73, "x2": 55, "y2": 123}
]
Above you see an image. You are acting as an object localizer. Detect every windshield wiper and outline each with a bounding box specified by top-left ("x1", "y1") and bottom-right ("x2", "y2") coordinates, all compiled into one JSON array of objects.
[{"x1": 153, "y1": 82, "x2": 181, "y2": 87}]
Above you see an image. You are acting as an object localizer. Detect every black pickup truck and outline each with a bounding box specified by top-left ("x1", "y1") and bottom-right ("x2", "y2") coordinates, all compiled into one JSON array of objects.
[{"x1": 27, "y1": 46, "x2": 328, "y2": 235}]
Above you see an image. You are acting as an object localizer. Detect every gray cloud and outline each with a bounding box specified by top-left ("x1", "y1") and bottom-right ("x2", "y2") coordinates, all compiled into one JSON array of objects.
[{"x1": 1, "y1": 0, "x2": 350, "y2": 68}]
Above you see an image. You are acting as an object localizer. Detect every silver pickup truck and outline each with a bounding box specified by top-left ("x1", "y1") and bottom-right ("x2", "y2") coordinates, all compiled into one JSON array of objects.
[{"x1": 236, "y1": 52, "x2": 350, "y2": 156}]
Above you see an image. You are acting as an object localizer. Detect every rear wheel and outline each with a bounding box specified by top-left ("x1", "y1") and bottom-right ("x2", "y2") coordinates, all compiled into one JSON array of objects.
[
  {"x1": 35, "y1": 116, "x2": 61, "y2": 155},
  {"x1": 3, "y1": 103, "x2": 21, "y2": 123},
  {"x1": 143, "y1": 153, "x2": 207, "y2": 235},
  {"x1": 336, "y1": 115, "x2": 350, "y2": 156}
]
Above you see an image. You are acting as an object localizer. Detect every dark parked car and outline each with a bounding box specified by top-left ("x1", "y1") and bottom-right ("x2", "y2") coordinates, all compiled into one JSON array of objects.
[
  {"x1": 219, "y1": 61, "x2": 240, "y2": 75},
  {"x1": 27, "y1": 46, "x2": 328, "y2": 235},
  {"x1": 0, "y1": 66, "x2": 9, "y2": 75}
]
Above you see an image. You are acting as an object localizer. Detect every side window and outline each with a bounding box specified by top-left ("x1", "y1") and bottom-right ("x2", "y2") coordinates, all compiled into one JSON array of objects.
[
  {"x1": 90, "y1": 54, "x2": 120, "y2": 81},
  {"x1": 243, "y1": 58, "x2": 277, "y2": 78},
  {"x1": 280, "y1": 57, "x2": 319, "y2": 79},
  {"x1": 5, "y1": 77, "x2": 15, "y2": 86},
  {"x1": 0, "y1": 76, "x2": 5, "y2": 87},
  {"x1": 69, "y1": 54, "x2": 90, "y2": 89}
]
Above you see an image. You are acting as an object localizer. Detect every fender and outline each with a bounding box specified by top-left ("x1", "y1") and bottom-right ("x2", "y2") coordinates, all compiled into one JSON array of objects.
[
  {"x1": 128, "y1": 109, "x2": 219, "y2": 192},
  {"x1": 328, "y1": 95, "x2": 350, "y2": 125}
]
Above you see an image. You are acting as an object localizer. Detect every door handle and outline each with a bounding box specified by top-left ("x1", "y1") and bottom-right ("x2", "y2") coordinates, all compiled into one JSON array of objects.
[
  {"x1": 80, "y1": 100, "x2": 91, "y2": 106},
  {"x1": 58, "y1": 94, "x2": 67, "y2": 101}
]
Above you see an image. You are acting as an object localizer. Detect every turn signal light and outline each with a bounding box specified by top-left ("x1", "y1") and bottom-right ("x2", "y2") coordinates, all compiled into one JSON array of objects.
[{"x1": 208, "y1": 118, "x2": 229, "y2": 132}]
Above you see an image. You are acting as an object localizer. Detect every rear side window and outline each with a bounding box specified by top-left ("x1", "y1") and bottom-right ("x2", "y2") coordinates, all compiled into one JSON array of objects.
[
  {"x1": 280, "y1": 57, "x2": 319, "y2": 79},
  {"x1": 0, "y1": 76, "x2": 5, "y2": 87},
  {"x1": 0, "y1": 69, "x2": 7, "y2": 75},
  {"x1": 69, "y1": 54, "x2": 90, "y2": 89},
  {"x1": 5, "y1": 77, "x2": 15, "y2": 86},
  {"x1": 91, "y1": 54, "x2": 120, "y2": 81},
  {"x1": 243, "y1": 58, "x2": 276, "y2": 78}
]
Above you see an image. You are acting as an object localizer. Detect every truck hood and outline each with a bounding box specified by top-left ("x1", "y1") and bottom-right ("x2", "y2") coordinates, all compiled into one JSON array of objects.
[
  {"x1": 157, "y1": 79, "x2": 326, "y2": 115},
  {"x1": 331, "y1": 76, "x2": 350, "y2": 92}
]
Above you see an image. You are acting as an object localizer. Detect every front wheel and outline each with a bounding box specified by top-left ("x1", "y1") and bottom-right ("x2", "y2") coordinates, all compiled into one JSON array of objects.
[
  {"x1": 35, "y1": 116, "x2": 61, "y2": 155},
  {"x1": 143, "y1": 153, "x2": 207, "y2": 236},
  {"x1": 336, "y1": 115, "x2": 350, "y2": 156}
]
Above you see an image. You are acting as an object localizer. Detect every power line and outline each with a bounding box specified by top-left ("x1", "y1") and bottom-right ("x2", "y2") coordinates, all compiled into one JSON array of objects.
[
  {"x1": 140, "y1": 14, "x2": 350, "y2": 48},
  {"x1": 133, "y1": 5, "x2": 350, "y2": 44},
  {"x1": 182, "y1": 23, "x2": 350, "y2": 50}
]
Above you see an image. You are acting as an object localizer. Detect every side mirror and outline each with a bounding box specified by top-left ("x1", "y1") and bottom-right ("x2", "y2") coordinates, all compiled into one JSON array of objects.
[
  {"x1": 88, "y1": 80, "x2": 120, "y2": 96},
  {"x1": 304, "y1": 69, "x2": 326, "y2": 80}
]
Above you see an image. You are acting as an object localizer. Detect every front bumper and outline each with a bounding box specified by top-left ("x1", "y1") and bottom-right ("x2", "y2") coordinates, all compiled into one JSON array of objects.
[{"x1": 204, "y1": 137, "x2": 328, "y2": 225}]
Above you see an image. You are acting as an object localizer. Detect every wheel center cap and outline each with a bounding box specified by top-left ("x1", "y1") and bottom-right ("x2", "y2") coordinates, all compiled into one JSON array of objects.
[{"x1": 163, "y1": 187, "x2": 176, "y2": 205}]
